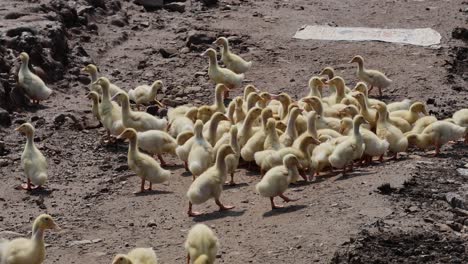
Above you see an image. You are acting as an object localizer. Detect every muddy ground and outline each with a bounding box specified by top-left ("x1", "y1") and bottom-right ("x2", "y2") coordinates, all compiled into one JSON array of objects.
[{"x1": 0, "y1": 0, "x2": 467, "y2": 263}]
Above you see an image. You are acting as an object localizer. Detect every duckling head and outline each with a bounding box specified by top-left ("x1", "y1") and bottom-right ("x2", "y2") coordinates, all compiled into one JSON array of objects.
[
  {"x1": 111, "y1": 92, "x2": 129, "y2": 103},
  {"x1": 234, "y1": 96, "x2": 243, "y2": 107},
  {"x1": 247, "y1": 92, "x2": 261, "y2": 106},
  {"x1": 111, "y1": 254, "x2": 131, "y2": 264},
  {"x1": 352, "y1": 92, "x2": 365, "y2": 103},
  {"x1": 15, "y1": 122, "x2": 35, "y2": 136},
  {"x1": 86, "y1": 91, "x2": 100, "y2": 101},
  {"x1": 211, "y1": 112, "x2": 229, "y2": 122},
  {"x1": 217, "y1": 144, "x2": 235, "y2": 158},
  {"x1": 259, "y1": 92, "x2": 272, "y2": 103},
  {"x1": 308, "y1": 76, "x2": 325, "y2": 89},
  {"x1": 247, "y1": 106, "x2": 262, "y2": 119},
  {"x1": 325, "y1": 76, "x2": 345, "y2": 89},
  {"x1": 353, "y1": 82, "x2": 368, "y2": 93},
  {"x1": 339, "y1": 105, "x2": 359, "y2": 118},
  {"x1": 194, "y1": 120, "x2": 204, "y2": 137},
  {"x1": 265, "y1": 118, "x2": 276, "y2": 131},
  {"x1": 201, "y1": 48, "x2": 217, "y2": 58},
  {"x1": 339, "y1": 117, "x2": 353, "y2": 134},
  {"x1": 117, "y1": 128, "x2": 137, "y2": 140},
  {"x1": 302, "y1": 96, "x2": 321, "y2": 106},
  {"x1": 261, "y1": 107, "x2": 273, "y2": 120},
  {"x1": 410, "y1": 102, "x2": 428, "y2": 115},
  {"x1": 96, "y1": 77, "x2": 110, "y2": 89},
  {"x1": 151, "y1": 80, "x2": 163, "y2": 90},
  {"x1": 213, "y1": 37, "x2": 228, "y2": 46},
  {"x1": 349, "y1": 55, "x2": 364, "y2": 64},
  {"x1": 271, "y1": 93, "x2": 290, "y2": 103},
  {"x1": 215, "y1": 83, "x2": 229, "y2": 94},
  {"x1": 353, "y1": 115, "x2": 369, "y2": 127},
  {"x1": 176, "y1": 131, "x2": 194, "y2": 145},
  {"x1": 319, "y1": 67, "x2": 334, "y2": 78},
  {"x1": 283, "y1": 154, "x2": 300, "y2": 168},
  {"x1": 82, "y1": 64, "x2": 98, "y2": 74},
  {"x1": 244, "y1": 84, "x2": 259, "y2": 95},
  {"x1": 19, "y1": 52, "x2": 30, "y2": 63},
  {"x1": 33, "y1": 214, "x2": 60, "y2": 233},
  {"x1": 185, "y1": 107, "x2": 199, "y2": 121},
  {"x1": 289, "y1": 106, "x2": 303, "y2": 119}
]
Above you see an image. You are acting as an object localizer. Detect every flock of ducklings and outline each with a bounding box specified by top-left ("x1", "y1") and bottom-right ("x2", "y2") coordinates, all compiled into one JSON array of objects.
[{"x1": 2, "y1": 36, "x2": 468, "y2": 264}]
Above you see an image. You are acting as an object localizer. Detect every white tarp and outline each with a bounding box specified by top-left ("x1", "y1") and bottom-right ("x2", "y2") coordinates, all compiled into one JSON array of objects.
[{"x1": 293, "y1": 25, "x2": 441, "y2": 47}]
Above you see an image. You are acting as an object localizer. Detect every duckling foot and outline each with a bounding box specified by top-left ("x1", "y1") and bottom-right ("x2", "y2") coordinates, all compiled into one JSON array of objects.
[
  {"x1": 20, "y1": 181, "x2": 39, "y2": 191},
  {"x1": 279, "y1": 193, "x2": 299, "y2": 203},
  {"x1": 157, "y1": 155, "x2": 168, "y2": 167},
  {"x1": 270, "y1": 197, "x2": 284, "y2": 209},
  {"x1": 216, "y1": 199, "x2": 235, "y2": 211},
  {"x1": 188, "y1": 202, "x2": 202, "y2": 217},
  {"x1": 225, "y1": 180, "x2": 236, "y2": 186}
]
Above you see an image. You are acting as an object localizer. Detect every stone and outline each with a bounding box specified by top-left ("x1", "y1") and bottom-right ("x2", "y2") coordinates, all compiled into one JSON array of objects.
[
  {"x1": 110, "y1": 16, "x2": 127, "y2": 27},
  {"x1": 199, "y1": 0, "x2": 218, "y2": 6},
  {"x1": 159, "y1": 48, "x2": 178, "y2": 58},
  {"x1": 457, "y1": 168, "x2": 468, "y2": 177},
  {"x1": 164, "y1": 2, "x2": 186, "y2": 12},
  {"x1": 446, "y1": 192, "x2": 466, "y2": 209},
  {"x1": 0, "y1": 108, "x2": 11, "y2": 127},
  {"x1": 186, "y1": 31, "x2": 217, "y2": 47},
  {"x1": 0, "y1": 159, "x2": 9, "y2": 167},
  {"x1": 134, "y1": 0, "x2": 164, "y2": 8}
]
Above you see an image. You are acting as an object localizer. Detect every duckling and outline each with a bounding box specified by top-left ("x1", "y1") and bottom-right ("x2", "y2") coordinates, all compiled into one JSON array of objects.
[
  {"x1": 303, "y1": 97, "x2": 340, "y2": 131},
  {"x1": 187, "y1": 144, "x2": 235, "y2": 216},
  {"x1": 203, "y1": 112, "x2": 230, "y2": 146},
  {"x1": 292, "y1": 111, "x2": 337, "y2": 155},
  {"x1": 263, "y1": 118, "x2": 283, "y2": 151},
  {"x1": 18, "y1": 52, "x2": 52, "y2": 104},
  {"x1": 387, "y1": 99, "x2": 412, "y2": 112},
  {"x1": 338, "y1": 105, "x2": 360, "y2": 119},
  {"x1": 197, "y1": 106, "x2": 216, "y2": 124},
  {"x1": 257, "y1": 92, "x2": 273, "y2": 109},
  {"x1": 185, "y1": 224, "x2": 219, "y2": 264},
  {"x1": 95, "y1": 77, "x2": 125, "y2": 138},
  {"x1": 167, "y1": 104, "x2": 192, "y2": 123},
  {"x1": 311, "y1": 136, "x2": 336, "y2": 176},
  {"x1": 329, "y1": 115, "x2": 367, "y2": 174},
  {"x1": 86, "y1": 91, "x2": 102, "y2": 122},
  {"x1": 118, "y1": 128, "x2": 171, "y2": 193},
  {"x1": 202, "y1": 48, "x2": 244, "y2": 93},
  {"x1": 319, "y1": 67, "x2": 352, "y2": 93},
  {"x1": 242, "y1": 84, "x2": 259, "y2": 101},
  {"x1": 136, "y1": 130, "x2": 177, "y2": 167},
  {"x1": 241, "y1": 108, "x2": 274, "y2": 161},
  {"x1": 82, "y1": 64, "x2": 125, "y2": 96},
  {"x1": 390, "y1": 102, "x2": 428, "y2": 124},
  {"x1": 15, "y1": 123, "x2": 47, "y2": 190},
  {"x1": 233, "y1": 97, "x2": 246, "y2": 125},
  {"x1": 406, "y1": 121, "x2": 467, "y2": 155},
  {"x1": 214, "y1": 37, "x2": 252, "y2": 74},
  {"x1": 224, "y1": 126, "x2": 240, "y2": 185},
  {"x1": 269, "y1": 93, "x2": 292, "y2": 120},
  {"x1": 352, "y1": 82, "x2": 383, "y2": 106},
  {"x1": 279, "y1": 107, "x2": 302, "y2": 147},
  {"x1": 176, "y1": 133, "x2": 195, "y2": 172},
  {"x1": 169, "y1": 107, "x2": 198, "y2": 137},
  {"x1": 244, "y1": 92, "x2": 262, "y2": 112},
  {"x1": 188, "y1": 120, "x2": 214, "y2": 180},
  {"x1": 323, "y1": 76, "x2": 352, "y2": 106},
  {"x1": 452, "y1": 109, "x2": 468, "y2": 143},
  {"x1": 113, "y1": 92, "x2": 168, "y2": 131},
  {"x1": 0, "y1": 214, "x2": 60, "y2": 264},
  {"x1": 307, "y1": 76, "x2": 325, "y2": 98},
  {"x1": 352, "y1": 92, "x2": 377, "y2": 128},
  {"x1": 256, "y1": 154, "x2": 302, "y2": 210},
  {"x1": 237, "y1": 107, "x2": 262, "y2": 147},
  {"x1": 112, "y1": 248, "x2": 158, "y2": 264},
  {"x1": 340, "y1": 117, "x2": 389, "y2": 164},
  {"x1": 373, "y1": 104, "x2": 408, "y2": 159},
  {"x1": 349, "y1": 55, "x2": 392, "y2": 97},
  {"x1": 407, "y1": 115, "x2": 438, "y2": 134},
  {"x1": 128, "y1": 80, "x2": 163, "y2": 110}
]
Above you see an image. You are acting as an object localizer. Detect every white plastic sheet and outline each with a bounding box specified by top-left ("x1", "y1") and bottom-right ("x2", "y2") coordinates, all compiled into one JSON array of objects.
[{"x1": 293, "y1": 25, "x2": 441, "y2": 47}]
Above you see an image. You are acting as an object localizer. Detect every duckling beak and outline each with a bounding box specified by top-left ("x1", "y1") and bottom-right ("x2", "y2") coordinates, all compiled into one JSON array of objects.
[
  {"x1": 117, "y1": 131, "x2": 126, "y2": 139},
  {"x1": 200, "y1": 51, "x2": 207, "y2": 56},
  {"x1": 154, "y1": 100, "x2": 165, "y2": 108},
  {"x1": 81, "y1": 67, "x2": 87, "y2": 72},
  {"x1": 50, "y1": 222, "x2": 61, "y2": 230},
  {"x1": 14, "y1": 127, "x2": 21, "y2": 132},
  {"x1": 221, "y1": 115, "x2": 229, "y2": 121},
  {"x1": 110, "y1": 94, "x2": 118, "y2": 101}
]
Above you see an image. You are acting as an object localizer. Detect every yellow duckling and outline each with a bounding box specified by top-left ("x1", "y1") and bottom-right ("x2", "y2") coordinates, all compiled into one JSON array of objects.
[
  {"x1": 390, "y1": 102, "x2": 428, "y2": 124},
  {"x1": 112, "y1": 248, "x2": 158, "y2": 264},
  {"x1": 279, "y1": 107, "x2": 302, "y2": 147},
  {"x1": 244, "y1": 92, "x2": 262, "y2": 112},
  {"x1": 349, "y1": 55, "x2": 392, "y2": 97},
  {"x1": 373, "y1": 104, "x2": 408, "y2": 159},
  {"x1": 187, "y1": 144, "x2": 235, "y2": 216},
  {"x1": 113, "y1": 92, "x2": 168, "y2": 131},
  {"x1": 185, "y1": 224, "x2": 219, "y2": 264},
  {"x1": 311, "y1": 136, "x2": 336, "y2": 176},
  {"x1": 224, "y1": 126, "x2": 240, "y2": 185},
  {"x1": 269, "y1": 93, "x2": 292, "y2": 120},
  {"x1": 406, "y1": 121, "x2": 467, "y2": 155},
  {"x1": 95, "y1": 77, "x2": 125, "y2": 138},
  {"x1": 263, "y1": 118, "x2": 283, "y2": 151},
  {"x1": 169, "y1": 106, "x2": 198, "y2": 137},
  {"x1": 136, "y1": 130, "x2": 177, "y2": 167},
  {"x1": 118, "y1": 128, "x2": 171, "y2": 193},
  {"x1": 257, "y1": 92, "x2": 273, "y2": 109},
  {"x1": 82, "y1": 64, "x2": 125, "y2": 96},
  {"x1": 352, "y1": 82, "x2": 383, "y2": 106},
  {"x1": 387, "y1": 99, "x2": 412, "y2": 112},
  {"x1": 0, "y1": 214, "x2": 60, "y2": 264},
  {"x1": 203, "y1": 112, "x2": 230, "y2": 146},
  {"x1": 240, "y1": 108, "x2": 274, "y2": 162},
  {"x1": 329, "y1": 115, "x2": 367, "y2": 175},
  {"x1": 319, "y1": 67, "x2": 352, "y2": 93},
  {"x1": 242, "y1": 84, "x2": 259, "y2": 101},
  {"x1": 18, "y1": 52, "x2": 52, "y2": 104},
  {"x1": 338, "y1": 104, "x2": 360, "y2": 119},
  {"x1": 452, "y1": 108, "x2": 468, "y2": 143},
  {"x1": 188, "y1": 120, "x2": 214, "y2": 180},
  {"x1": 352, "y1": 92, "x2": 377, "y2": 128},
  {"x1": 237, "y1": 107, "x2": 262, "y2": 147},
  {"x1": 214, "y1": 37, "x2": 252, "y2": 74},
  {"x1": 202, "y1": 48, "x2": 244, "y2": 92},
  {"x1": 176, "y1": 132, "x2": 195, "y2": 172},
  {"x1": 407, "y1": 115, "x2": 438, "y2": 135},
  {"x1": 323, "y1": 76, "x2": 352, "y2": 106},
  {"x1": 16, "y1": 123, "x2": 47, "y2": 190},
  {"x1": 128, "y1": 80, "x2": 163, "y2": 110},
  {"x1": 233, "y1": 96, "x2": 246, "y2": 125},
  {"x1": 86, "y1": 91, "x2": 102, "y2": 122},
  {"x1": 303, "y1": 97, "x2": 341, "y2": 131},
  {"x1": 256, "y1": 154, "x2": 301, "y2": 210},
  {"x1": 307, "y1": 76, "x2": 325, "y2": 98},
  {"x1": 340, "y1": 117, "x2": 389, "y2": 164}
]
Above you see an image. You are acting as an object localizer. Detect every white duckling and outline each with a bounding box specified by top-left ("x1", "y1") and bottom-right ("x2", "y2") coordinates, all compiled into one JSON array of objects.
[
  {"x1": 407, "y1": 115, "x2": 438, "y2": 135},
  {"x1": 406, "y1": 121, "x2": 467, "y2": 156},
  {"x1": 188, "y1": 120, "x2": 214, "y2": 180},
  {"x1": 452, "y1": 108, "x2": 468, "y2": 143},
  {"x1": 311, "y1": 136, "x2": 336, "y2": 176},
  {"x1": 256, "y1": 154, "x2": 302, "y2": 210},
  {"x1": 214, "y1": 37, "x2": 252, "y2": 74},
  {"x1": 390, "y1": 102, "x2": 428, "y2": 124},
  {"x1": 128, "y1": 80, "x2": 163, "y2": 110},
  {"x1": 269, "y1": 93, "x2": 292, "y2": 120},
  {"x1": 0, "y1": 214, "x2": 60, "y2": 264},
  {"x1": 387, "y1": 99, "x2": 412, "y2": 112},
  {"x1": 373, "y1": 104, "x2": 408, "y2": 159},
  {"x1": 323, "y1": 76, "x2": 351, "y2": 106},
  {"x1": 187, "y1": 144, "x2": 235, "y2": 216},
  {"x1": 95, "y1": 77, "x2": 125, "y2": 138},
  {"x1": 202, "y1": 48, "x2": 244, "y2": 92},
  {"x1": 349, "y1": 55, "x2": 392, "y2": 97},
  {"x1": 352, "y1": 92, "x2": 377, "y2": 128},
  {"x1": 169, "y1": 106, "x2": 198, "y2": 137},
  {"x1": 329, "y1": 115, "x2": 367, "y2": 175},
  {"x1": 112, "y1": 248, "x2": 158, "y2": 264},
  {"x1": 185, "y1": 224, "x2": 219, "y2": 264},
  {"x1": 113, "y1": 92, "x2": 167, "y2": 131},
  {"x1": 232, "y1": 96, "x2": 246, "y2": 125},
  {"x1": 176, "y1": 131, "x2": 195, "y2": 172},
  {"x1": 352, "y1": 82, "x2": 383, "y2": 106},
  {"x1": 118, "y1": 128, "x2": 171, "y2": 193},
  {"x1": 306, "y1": 76, "x2": 325, "y2": 98},
  {"x1": 16, "y1": 123, "x2": 47, "y2": 190},
  {"x1": 136, "y1": 130, "x2": 177, "y2": 167},
  {"x1": 18, "y1": 52, "x2": 52, "y2": 104},
  {"x1": 82, "y1": 64, "x2": 125, "y2": 96}
]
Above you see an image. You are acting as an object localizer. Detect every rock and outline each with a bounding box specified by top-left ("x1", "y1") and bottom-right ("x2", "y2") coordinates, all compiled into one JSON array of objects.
[
  {"x1": 0, "y1": 108, "x2": 11, "y2": 127},
  {"x1": 159, "y1": 48, "x2": 178, "y2": 58},
  {"x1": 426, "y1": 98, "x2": 435, "y2": 105},
  {"x1": 0, "y1": 159, "x2": 9, "y2": 167},
  {"x1": 186, "y1": 31, "x2": 216, "y2": 47},
  {"x1": 199, "y1": 0, "x2": 218, "y2": 6},
  {"x1": 86, "y1": 0, "x2": 107, "y2": 9},
  {"x1": 164, "y1": 2, "x2": 186, "y2": 12},
  {"x1": 135, "y1": 0, "x2": 164, "y2": 8},
  {"x1": 110, "y1": 16, "x2": 127, "y2": 27},
  {"x1": 54, "y1": 113, "x2": 67, "y2": 125},
  {"x1": 4, "y1": 12, "x2": 27, "y2": 20},
  {"x1": 446, "y1": 192, "x2": 466, "y2": 209},
  {"x1": 147, "y1": 220, "x2": 157, "y2": 227},
  {"x1": 457, "y1": 168, "x2": 468, "y2": 177},
  {"x1": 452, "y1": 27, "x2": 468, "y2": 41},
  {"x1": 69, "y1": 239, "x2": 103, "y2": 246}
]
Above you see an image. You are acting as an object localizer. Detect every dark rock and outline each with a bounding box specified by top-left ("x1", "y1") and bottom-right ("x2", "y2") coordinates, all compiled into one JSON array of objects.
[
  {"x1": 199, "y1": 0, "x2": 218, "y2": 6},
  {"x1": 86, "y1": 0, "x2": 106, "y2": 9},
  {"x1": 446, "y1": 192, "x2": 466, "y2": 209},
  {"x1": 4, "y1": 12, "x2": 27, "y2": 20},
  {"x1": 115, "y1": 164, "x2": 128, "y2": 172},
  {"x1": 54, "y1": 113, "x2": 67, "y2": 125},
  {"x1": 452, "y1": 27, "x2": 468, "y2": 41},
  {"x1": 135, "y1": 0, "x2": 164, "y2": 8},
  {"x1": 146, "y1": 105, "x2": 159, "y2": 116},
  {"x1": 186, "y1": 31, "x2": 216, "y2": 47},
  {"x1": 159, "y1": 48, "x2": 178, "y2": 58},
  {"x1": 110, "y1": 16, "x2": 127, "y2": 27},
  {"x1": 0, "y1": 108, "x2": 11, "y2": 127},
  {"x1": 164, "y1": 2, "x2": 186, "y2": 12},
  {"x1": 426, "y1": 98, "x2": 435, "y2": 105}
]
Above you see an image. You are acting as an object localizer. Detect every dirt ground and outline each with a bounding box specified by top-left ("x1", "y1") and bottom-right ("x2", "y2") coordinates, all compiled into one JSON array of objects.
[{"x1": 0, "y1": 0, "x2": 467, "y2": 263}]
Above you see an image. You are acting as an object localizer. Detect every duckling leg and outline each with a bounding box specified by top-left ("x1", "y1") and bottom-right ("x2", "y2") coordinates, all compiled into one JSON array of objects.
[
  {"x1": 378, "y1": 86, "x2": 383, "y2": 97},
  {"x1": 133, "y1": 178, "x2": 146, "y2": 194},
  {"x1": 192, "y1": 174, "x2": 197, "y2": 181},
  {"x1": 392, "y1": 152, "x2": 399, "y2": 160},
  {"x1": 225, "y1": 172, "x2": 236, "y2": 185},
  {"x1": 379, "y1": 154, "x2": 384, "y2": 162},
  {"x1": 299, "y1": 169, "x2": 308, "y2": 182},
  {"x1": 368, "y1": 85, "x2": 374, "y2": 93},
  {"x1": 148, "y1": 182, "x2": 153, "y2": 191},
  {"x1": 157, "y1": 154, "x2": 167, "y2": 167},
  {"x1": 20, "y1": 178, "x2": 38, "y2": 190},
  {"x1": 270, "y1": 197, "x2": 284, "y2": 209},
  {"x1": 184, "y1": 161, "x2": 189, "y2": 172},
  {"x1": 215, "y1": 199, "x2": 235, "y2": 211},
  {"x1": 279, "y1": 193, "x2": 299, "y2": 203},
  {"x1": 434, "y1": 143, "x2": 441, "y2": 156},
  {"x1": 186, "y1": 253, "x2": 190, "y2": 264},
  {"x1": 188, "y1": 202, "x2": 202, "y2": 217}
]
